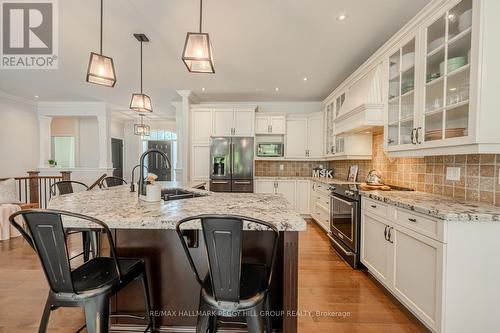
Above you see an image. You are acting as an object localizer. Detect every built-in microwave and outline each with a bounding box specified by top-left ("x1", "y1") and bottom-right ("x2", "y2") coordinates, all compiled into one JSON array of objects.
[{"x1": 257, "y1": 143, "x2": 284, "y2": 157}]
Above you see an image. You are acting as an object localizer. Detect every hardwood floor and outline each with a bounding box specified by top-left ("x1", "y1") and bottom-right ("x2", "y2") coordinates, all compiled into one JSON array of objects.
[
  {"x1": 0, "y1": 221, "x2": 429, "y2": 333},
  {"x1": 298, "y1": 220, "x2": 429, "y2": 333}
]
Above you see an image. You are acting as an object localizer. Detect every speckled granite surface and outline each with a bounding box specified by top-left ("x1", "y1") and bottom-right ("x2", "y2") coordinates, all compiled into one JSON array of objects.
[
  {"x1": 48, "y1": 181, "x2": 306, "y2": 231},
  {"x1": 361, "y1": 190, "x2": 500, "y2": 222},
  {"x1": 254, "y1": 176, "x2": 358, "y2": 185}
]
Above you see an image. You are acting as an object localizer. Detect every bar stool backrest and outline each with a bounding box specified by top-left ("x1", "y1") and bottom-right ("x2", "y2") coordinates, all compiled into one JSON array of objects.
[
  {"x1": 176, "y1": 214, "x2": 279, "y2": 305},
  {"x1": 50, "y1": 181, "x2": 89, "y2": 196},
  {"x1": 101, "y1": 176, "x2": 127, "y2": 188}
]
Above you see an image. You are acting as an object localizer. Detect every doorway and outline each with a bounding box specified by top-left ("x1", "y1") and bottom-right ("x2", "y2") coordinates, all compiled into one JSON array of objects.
[
  {"x1": 147, "y1": 141, "x2": 172, "y2": 181},
  {"x1": 111, "y1": 138, "x2": 124, "y2": 178}
]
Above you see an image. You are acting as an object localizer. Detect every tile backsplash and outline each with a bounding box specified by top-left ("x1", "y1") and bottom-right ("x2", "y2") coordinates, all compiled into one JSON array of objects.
[{"x1": 255, "y1": 130, "x2": 500, "y2": 206}]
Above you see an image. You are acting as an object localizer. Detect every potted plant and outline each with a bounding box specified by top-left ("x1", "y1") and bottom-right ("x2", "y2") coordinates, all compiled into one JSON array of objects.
[{"x1": 48, "y1": 160, "x2": 57, "y2": 167}]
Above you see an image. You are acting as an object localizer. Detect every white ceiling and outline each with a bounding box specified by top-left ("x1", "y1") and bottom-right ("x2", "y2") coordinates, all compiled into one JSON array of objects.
[{"x1": 0, "y1": 0, "x2": 431, "y2": 118}]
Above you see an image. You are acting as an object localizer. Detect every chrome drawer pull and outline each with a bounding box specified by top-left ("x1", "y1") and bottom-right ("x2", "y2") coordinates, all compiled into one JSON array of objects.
[
  {"x1": 408, "y1": 218, "x2": 417, "y2": 223},
  {"x1": 370, "y1": 205, "x2": 377, "y2": 208}
]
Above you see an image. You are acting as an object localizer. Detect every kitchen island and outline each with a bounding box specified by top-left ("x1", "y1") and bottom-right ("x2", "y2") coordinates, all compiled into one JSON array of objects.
[{"x1": 48, "y1": 181, "x2": 306, "y2": 332}]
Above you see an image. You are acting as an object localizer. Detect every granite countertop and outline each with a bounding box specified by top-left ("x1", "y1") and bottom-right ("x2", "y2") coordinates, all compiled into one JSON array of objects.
[
  {"x1": 48, "y1": 181, "x2": 306, "y2": 231},
  {"x1": 361, "y1": 190, "x2": 500, "y2": 222},
  {"x1": 254, "y1": 176, "x2": 358, "y2": 185}
]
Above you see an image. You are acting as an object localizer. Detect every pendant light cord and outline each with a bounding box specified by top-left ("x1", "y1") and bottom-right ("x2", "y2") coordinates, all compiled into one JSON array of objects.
[
  {"x1": 140, "y1": 41, "x2": 143, "y2": 93},
  {"x1": 100, "y1": 0, "x2": 103, "y2": 54},
  {"x1": 199, "y1": 0, "x2": 203, "y2": 33}
]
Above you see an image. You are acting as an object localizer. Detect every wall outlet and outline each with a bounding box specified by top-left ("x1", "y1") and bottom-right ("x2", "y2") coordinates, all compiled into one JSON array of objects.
[
  {"x1": 279, "y1": 164, "x2": 284, "y2": 171},
  {"x1": 446, "y1": 167, "x2": 461, "y2": 181}
]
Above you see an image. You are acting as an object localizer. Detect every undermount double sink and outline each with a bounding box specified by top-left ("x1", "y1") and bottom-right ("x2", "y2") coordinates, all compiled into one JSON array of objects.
[{"x1": 162, "y1": 188, "x2": 206, "y2": 201}]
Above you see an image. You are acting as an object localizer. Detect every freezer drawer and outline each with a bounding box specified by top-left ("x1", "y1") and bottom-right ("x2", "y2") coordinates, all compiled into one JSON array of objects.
[
  {"x1": 231, "y1": 179, "x2": 253, "y2": 193},
  {"x1": 210, "y1": 180, "x2": 231, "y2": 192}
]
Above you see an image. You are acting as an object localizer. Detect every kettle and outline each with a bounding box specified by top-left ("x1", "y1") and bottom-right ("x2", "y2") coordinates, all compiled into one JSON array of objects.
[{"x1": 365, "y1": 170, "x2": 383, "y2": 185}]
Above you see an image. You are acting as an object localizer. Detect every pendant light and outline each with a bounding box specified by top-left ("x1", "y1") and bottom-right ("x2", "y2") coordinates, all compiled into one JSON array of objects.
[
  {"x1": 86, "y1": 0, "x2": 116, "y2": 87},
  {"x1": 130, "y1": 34, "x2": 153, "y2": 113},
  {"x1": 134, "y1": 115, "x2": 150, "y2": 136},
  {"x1": 182, "y1": 0, "x2": 215, "y2": 73}
]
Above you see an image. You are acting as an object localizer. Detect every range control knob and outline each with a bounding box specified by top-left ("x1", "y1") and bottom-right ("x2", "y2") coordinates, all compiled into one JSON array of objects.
[
  {"x1": 345, "y1": 190, "x2": 354, "y2": 197},
  {"x1": 328, "y1": 185, "x2": 336, "y2": 191}
]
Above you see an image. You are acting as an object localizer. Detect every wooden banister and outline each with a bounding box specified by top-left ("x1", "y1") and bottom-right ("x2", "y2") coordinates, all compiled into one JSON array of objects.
[{"x1": 0, "y1": 171, "x2": 71, "y2": 208}]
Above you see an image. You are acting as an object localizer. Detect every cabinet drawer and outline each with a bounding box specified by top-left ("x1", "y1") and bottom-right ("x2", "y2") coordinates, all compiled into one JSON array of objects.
[
  {"x1": 396, "y1": 209, "x2": 445, "y2": 243},
  {"x1": 314, "y1": 194, "x2": 330, "y2": 209},
  {"x1": 313, "y1": 204, "x2": 330, "y2": 231},
  {"x1": 363, "y1": 198, "x2": 389, "y2": 219},
  {"x1": 312, "y1": 182, "x2": 330, "y2": 196}
]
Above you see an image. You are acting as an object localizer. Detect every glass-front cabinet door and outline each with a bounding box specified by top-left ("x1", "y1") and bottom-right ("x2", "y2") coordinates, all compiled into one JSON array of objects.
[
  {"x1": 423, "y1": 0, "x2": 472, "y2": 143},
  {"x1": 387, "y1": 37, "x2": 417, "y2": 147},
  {"x1": 325, "y1": 101, "x2": 335, "y2": 156}
]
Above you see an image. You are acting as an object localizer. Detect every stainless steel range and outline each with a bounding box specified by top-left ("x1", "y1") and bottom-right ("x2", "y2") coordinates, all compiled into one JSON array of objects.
[{"x1": 328, "y1": 183, "x2": 362, "y2": 269}]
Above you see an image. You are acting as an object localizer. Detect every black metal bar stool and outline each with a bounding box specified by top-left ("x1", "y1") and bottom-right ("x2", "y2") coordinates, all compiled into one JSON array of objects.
[
  {"x1": 9, "y1": 209, "x2": 155, "y2": 333},
  {"x1": 100, "y1": 176, "x2": 127, "y2": 188},
  {"x1": 176, "y1": 214, "x2": 279, "y2": 333},
  {"x1": 50, "y1": 180, "x2": 97, "y2": 262}
]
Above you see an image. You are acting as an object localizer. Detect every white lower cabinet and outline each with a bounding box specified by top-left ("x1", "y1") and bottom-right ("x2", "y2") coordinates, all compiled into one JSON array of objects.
[
  {"x1": 392, "y1": 225, "x2": 443, "y2": 330},
  {"x1": 254, "y1": 179, "x2": 310, "y2": 214},
  {"x1": 255, "y1": 179, "x2": 275, "y2": 194},
  {"x1": 276, "y1": 180, "x2": 296, "y2": 208},
  {"x1": 360, "y1": 213, "x2": 392, "y2": 287},
  {"x1": 191, "y1": 144, "x2": 210, "y2": 180},
  {"x1": 309, "y1": 181, "x2": 330, "y2": 232},
  {"x1": 295, "y1": 180, "x2": 310, "y2": 215},
  {"x1": 362, "y1": 197, "x2": 443, "y2": 333}
]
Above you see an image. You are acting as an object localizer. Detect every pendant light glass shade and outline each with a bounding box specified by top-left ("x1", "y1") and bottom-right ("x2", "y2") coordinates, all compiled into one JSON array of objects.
[
  {"x1": 134, "y1": 116, "x2": 150, "y2": 136},
  {"x1": 86, "y1": 52, "x2": 116, "y2": 87},
  {"x1": 130, "y1": 93, "x2": 153, "y2": 113},
  {"x1": 86, "y1": 0, "x2": 116, "y2": 87},
  {"x1": 181, "y1": 0, "x2": 215, "y2": 73},
  {"x1": 130, "y1": 33, "x2": 153, "y2": 113},
  {"x1": 182, "y1": 32, "x2": 214, "y2": 73}
]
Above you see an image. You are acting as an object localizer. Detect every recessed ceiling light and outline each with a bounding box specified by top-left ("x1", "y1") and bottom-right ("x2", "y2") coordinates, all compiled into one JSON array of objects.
[
  {"x1": 303, "y1": 77, "x2": 308, "y2": 81},
  {"x1": 34, "y1": 95, "x2": 39, "y2": 98},
  {"x1": 202, "y1": 87, "x2": 205, "y2": 92},
  {"x1": 337, "y1": 13, "x2": 348, "y2": 21},
  {"x1": 275, "y1": 87, "x2": 279, "y2": 92}
]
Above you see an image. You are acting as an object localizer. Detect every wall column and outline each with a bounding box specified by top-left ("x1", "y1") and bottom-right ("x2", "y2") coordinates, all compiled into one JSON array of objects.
[
  {"x1": 175, "y1": 90, "x2": 197, "y2": 182},
  {"x1": 97, "y1": 114, "x2": 112, "y2": 169},
  {"x1": 38, "y1": 115, "x2": 52, "y2": 168}
]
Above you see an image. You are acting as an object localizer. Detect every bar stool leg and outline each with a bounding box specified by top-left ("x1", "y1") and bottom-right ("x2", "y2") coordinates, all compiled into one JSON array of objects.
[
  {"x1": 84, "y1": 295, "x2": 110, "y2": 333},
  {"x1": 196, "y1": 300, "x2": 211, "y2": 333},
  {"x1": 264, "y1": 295, "x2": 272, "y2": 333},
  {"x1": 139, "y1": 268, "x2": 155, "y2": 331},
  {"x1": 38, "y1": 296, "x2": 52, "y2": 333},
  {"x1": 246, "y1": 302, "x2": 265, "y2": 333}
]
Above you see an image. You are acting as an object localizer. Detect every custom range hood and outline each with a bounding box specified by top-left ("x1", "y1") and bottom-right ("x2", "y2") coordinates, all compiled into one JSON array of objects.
[{"x1": 333, "y1": 63, "x2": 384, "y2": 134}]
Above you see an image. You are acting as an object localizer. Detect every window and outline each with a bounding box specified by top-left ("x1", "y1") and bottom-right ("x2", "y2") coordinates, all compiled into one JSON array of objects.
[{"x1": 51, "y1": 136, "x2": 75, "y2": 168}]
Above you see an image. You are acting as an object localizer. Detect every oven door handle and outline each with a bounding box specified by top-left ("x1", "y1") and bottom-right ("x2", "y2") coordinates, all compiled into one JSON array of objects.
[
  {"x1": 327, "y1": 233, "x2": 354, "y2": 256},
  {"x1": 330, "y1": 195, "x2": 355, "y2": 206}
]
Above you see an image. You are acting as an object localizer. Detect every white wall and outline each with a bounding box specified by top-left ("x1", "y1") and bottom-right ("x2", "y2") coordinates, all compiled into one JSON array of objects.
[
  {"x1": 0, "y1": 94, "x2": 38, "y2": 177},
  {"x1": 78, "y1": 117, "x2": 99, "y2": 168}
]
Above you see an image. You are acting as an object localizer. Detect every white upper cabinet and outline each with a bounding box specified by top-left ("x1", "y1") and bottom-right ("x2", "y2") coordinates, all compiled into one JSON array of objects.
[
  {"x1": 270, "y1": 116, "x2": 286, "y2": 134},
  {"x1": 285, "y1": 113, "x2": 324, "y2": 159},
  {"x1": 384, "y1": 0, "x2": 500, "y2": 156},
  {"x1": 212, "y1": 107, "x2": 255, "y2": 137},
  {"x1": 255, "y1": 115, "x2": 286, "y2": 134},
  {"x1": 213, "y1": 108, "x2": 235, "y2": 136},
  {"x1": 191, "y1": 108, "x2": 213, "y2": 143},
  {"x1": 234, "y1": 108, "x2": 255, "y2": 136},
  {"x1": 307, "y1": 114, "x2": 324, "y2": 158},
  {"x1": 285, "y1": 117, "x2": 308, "y2": 158}
]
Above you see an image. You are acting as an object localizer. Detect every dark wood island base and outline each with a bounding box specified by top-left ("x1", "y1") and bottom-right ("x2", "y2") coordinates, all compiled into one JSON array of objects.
[{"x1": 110, "y1": 229, "x2": 299, "y2": 333}]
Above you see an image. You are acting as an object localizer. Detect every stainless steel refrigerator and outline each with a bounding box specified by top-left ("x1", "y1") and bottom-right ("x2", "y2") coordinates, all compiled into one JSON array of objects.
[{"x1": 209, "y1": 137, "x2": 254, "y2": 192}]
